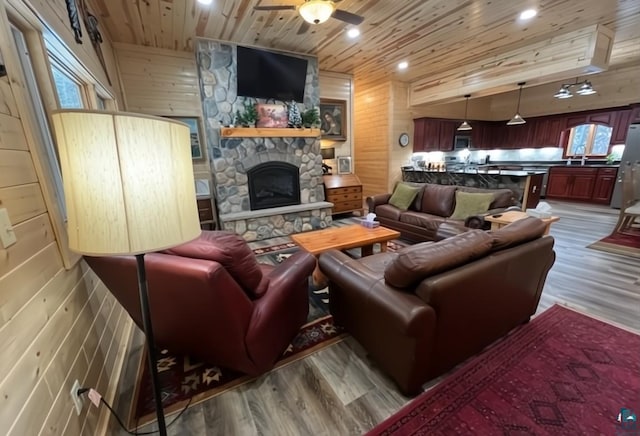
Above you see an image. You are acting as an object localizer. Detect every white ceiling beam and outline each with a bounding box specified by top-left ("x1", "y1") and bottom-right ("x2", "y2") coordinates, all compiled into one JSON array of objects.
[{"x1": 408, "y1": 24, "x2": 615, "y2": 106}]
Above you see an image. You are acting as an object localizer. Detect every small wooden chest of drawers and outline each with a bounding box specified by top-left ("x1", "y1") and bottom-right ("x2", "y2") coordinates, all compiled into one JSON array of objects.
[{"x1": 323, "y1": 174, "x2": 364, "y2": 215}]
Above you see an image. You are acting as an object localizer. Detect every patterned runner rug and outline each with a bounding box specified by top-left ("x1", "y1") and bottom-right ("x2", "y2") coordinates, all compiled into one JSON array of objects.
[
  {"x1": 367, "y1": 305, "x2": 640, "y2": 435},
  {"x1": 128, "y1": 237, "x2": 409, "y2": 429}
]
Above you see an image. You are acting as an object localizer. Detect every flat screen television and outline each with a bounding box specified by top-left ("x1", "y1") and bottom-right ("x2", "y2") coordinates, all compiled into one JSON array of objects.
[{"x1": 237, "y1": 46, "x2": 308, "y2": 102}]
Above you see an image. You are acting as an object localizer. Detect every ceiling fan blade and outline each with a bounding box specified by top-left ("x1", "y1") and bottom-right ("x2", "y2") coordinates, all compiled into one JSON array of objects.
[
  {"x1": 254, "y1": 5, "x2": 297, "y2": 11},
  {"x1": 297, "y1": 21, "x2": 311, "y2": 35},
  {"x1": 331, "y1": 9, "x2": 364, "y2": 26},
  {"x1": 332, "y1": 9, "x2": 364, "y2": 25}
]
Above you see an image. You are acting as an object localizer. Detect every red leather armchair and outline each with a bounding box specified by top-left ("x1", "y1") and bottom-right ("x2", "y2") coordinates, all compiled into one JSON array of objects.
[{"x1": 85, "y1": 231, "x2": 316, "y2": 376}]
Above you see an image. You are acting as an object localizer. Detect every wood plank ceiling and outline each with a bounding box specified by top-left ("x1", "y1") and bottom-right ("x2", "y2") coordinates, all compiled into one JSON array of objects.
[{"x1": 86, "y1": 0, "x2": 640, "y2": 102}]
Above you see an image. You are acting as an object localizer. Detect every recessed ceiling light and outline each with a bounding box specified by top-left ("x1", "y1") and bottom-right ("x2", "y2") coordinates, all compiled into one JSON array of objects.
[
  {"x1": 347, "y1": 28, "x2": 360, "y2": 38},
  {"x1": 197, "y1": 0, "x2": 213, "y2": 5},
  {"x1": 398, "y1": 61, "x2": 409, "y2": 70},
  {"x1": 519, "y1": 9, "x2": 537, "y2": 20}
]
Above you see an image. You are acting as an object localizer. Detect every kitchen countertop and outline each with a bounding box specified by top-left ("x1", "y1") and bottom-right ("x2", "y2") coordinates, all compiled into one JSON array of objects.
[{"x1": 403, "y1": 168, "x2": 547, "y2": 177}]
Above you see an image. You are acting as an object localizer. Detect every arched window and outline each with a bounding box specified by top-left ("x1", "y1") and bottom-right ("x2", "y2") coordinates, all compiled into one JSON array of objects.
[{"x1": 566, "y1": 124, "x2": 612, "y2": 157}]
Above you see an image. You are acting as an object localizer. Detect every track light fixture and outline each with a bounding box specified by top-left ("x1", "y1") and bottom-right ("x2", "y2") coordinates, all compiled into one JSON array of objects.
[
  {"x1": 553, "y1": 78, "x2": 597, "y2": 99},
  {"x1": 507, "y1": 82, "x2": 526, "y2": 126},
  {"x1": 457, "y1": 94, "x2": 472, "y2": 131}
]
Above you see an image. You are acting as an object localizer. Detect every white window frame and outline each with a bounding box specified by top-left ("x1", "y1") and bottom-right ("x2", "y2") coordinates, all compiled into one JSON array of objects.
[
  {"x1": 48, "y1": 57, "x2": 87, "y2": 109},
  {"x1": 6, "y1": 4, "x2": 116, "y2": 269},
  {"x1": 566, "y1": 123, "x2": 612, "y2": 157}
]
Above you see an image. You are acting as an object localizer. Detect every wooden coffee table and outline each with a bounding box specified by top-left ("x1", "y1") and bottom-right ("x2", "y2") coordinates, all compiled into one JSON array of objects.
[
  {"x1": 291, "y1": 224, "x2": 401, "y2": 286},
  {"x1": 484, "y1": 210, "x2": 559, "y2": 235}
]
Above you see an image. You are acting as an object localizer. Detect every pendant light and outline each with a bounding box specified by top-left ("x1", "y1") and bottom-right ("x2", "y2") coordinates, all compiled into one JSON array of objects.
[
  {"x1": 457, "y1": 94, "x2": 472, "y2": 131},
  {"x1": 507, "y1": 82, "x2": 526, "y2": 125}
]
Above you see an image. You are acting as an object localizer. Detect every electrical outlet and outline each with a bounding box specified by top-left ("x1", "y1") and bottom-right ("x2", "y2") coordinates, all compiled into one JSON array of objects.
[{"x1": 70, "y1": 379, "x2": 83, "y2": 415}]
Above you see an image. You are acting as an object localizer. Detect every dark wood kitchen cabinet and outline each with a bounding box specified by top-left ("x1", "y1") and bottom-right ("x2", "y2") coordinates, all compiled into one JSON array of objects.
[
  {"x1": 565, "y1": 112, "x2": 613, "y2": 129},
  {"x1": 438, "y1": 121, "x2": 457, "y2": 151},
  {"x1": 532, "y1": 117, "x2": 566, "y2": 147},
  {"x1": 611, "y1": 110, "x2": 633, "y2": 145},
  {"x1": 546, "y1": 166, "x2": 617, "y2": 204},
  {"x1": 547, "y1": 167, "x2": 597, "y2": 200},
  {"x1": 413, "y1": 118, "x2": 456, "y2": 151},
  {"x1": 591, "y1": 167, "x2": 618, "y2": 204},
  {"x1": 413, "y1": 118, "x2": 439, "y2": 151},
  {"x1": 414, "y1": 105, "x2": 636, "y2": 151}
]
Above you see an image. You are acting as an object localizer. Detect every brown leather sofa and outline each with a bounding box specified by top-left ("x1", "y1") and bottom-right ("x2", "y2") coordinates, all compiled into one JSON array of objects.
[
  {"x1": 85, "y1": 231, "x2": 316, "y2": 376},
  {"x1": 367, "y1": 182, "x2": 520, "y2": 241},
  {"x1": 318, "y1": 217, "x2": 555, "y2": 395}
]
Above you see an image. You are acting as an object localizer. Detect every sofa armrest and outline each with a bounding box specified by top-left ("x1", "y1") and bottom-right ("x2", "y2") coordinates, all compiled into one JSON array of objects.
[
  {"x1": 366, "y1": 193, "x2": 392, "y2": 213},
  {"x1": 318, "y1": 250, "x2": 434, "y2": 336},
  {"x1": 264, "y1": 250, "x2": 316, "y2": 287}
]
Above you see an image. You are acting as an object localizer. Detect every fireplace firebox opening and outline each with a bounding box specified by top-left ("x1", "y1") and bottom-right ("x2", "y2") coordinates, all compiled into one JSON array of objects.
[{"x1": 247, "y1": 162, "x2": 301, "y2": 210}]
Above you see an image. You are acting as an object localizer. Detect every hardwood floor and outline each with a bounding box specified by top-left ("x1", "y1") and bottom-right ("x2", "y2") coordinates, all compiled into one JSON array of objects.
[{"x1": 110, "y1": 200, "x2": 639, "y2": 436}]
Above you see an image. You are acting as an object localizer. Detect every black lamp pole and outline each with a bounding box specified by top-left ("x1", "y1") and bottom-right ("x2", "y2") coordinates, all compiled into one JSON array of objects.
[{"x1": 135, "y1": 254, "x2": 167, "y2": 436}]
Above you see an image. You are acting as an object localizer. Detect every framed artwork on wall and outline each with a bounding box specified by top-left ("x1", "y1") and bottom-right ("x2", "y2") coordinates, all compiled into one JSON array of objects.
[
  {"x1": 168, "y1": 116, "x2": 204, "y2": 160},
  {"x1": 319, "y1": 99, "x2": 347, "y2": 141},
  {"x1": 337, "y1": 156, "x2": 352, "y2": 174}
]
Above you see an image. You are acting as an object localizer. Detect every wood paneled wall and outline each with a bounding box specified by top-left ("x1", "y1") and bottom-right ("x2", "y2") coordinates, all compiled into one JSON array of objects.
[
  {"x1": 113, "y1": 43, "x2": 211, "y2": 192},
  {"x1": 353, "y1": 81, "x2": 390, "y2": 200},
  {"x1": 353, "y1": 80, "x2": 413, "y2": 200},
  {"x1": 388, "y1": 82, "x2": 413, "y2": 192},
  {"x1": 0, "y1": 1, "x2": 131, "y2": 434},
  {"x1": 319, "y1": 71, "x2": 354, "y2": 171}
]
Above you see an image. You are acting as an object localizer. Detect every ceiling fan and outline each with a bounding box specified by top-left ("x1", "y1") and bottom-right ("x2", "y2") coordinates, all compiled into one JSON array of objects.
[{"x1": 254, "y1": 0, "x2": 364, "y2": 27}]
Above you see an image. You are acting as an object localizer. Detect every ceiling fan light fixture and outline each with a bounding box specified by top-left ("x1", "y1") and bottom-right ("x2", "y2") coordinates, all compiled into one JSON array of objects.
[
  {"x1": 457, "y1": 94, "x2": 472, "y2": 131},
  {"x1": 507, "y1": 82, "x2": 526, "y2": 125},
  {"x1": 299, "y1": 0, "x2": 335, "y2": 25}
]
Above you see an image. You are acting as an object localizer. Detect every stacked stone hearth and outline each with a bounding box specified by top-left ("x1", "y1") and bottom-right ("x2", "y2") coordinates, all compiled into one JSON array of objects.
[{"x1": 196, "y1": 40, "x2": 332, "y2": 241}]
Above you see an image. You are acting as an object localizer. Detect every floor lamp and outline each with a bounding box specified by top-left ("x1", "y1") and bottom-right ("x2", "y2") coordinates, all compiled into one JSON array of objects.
[{"x1": 51, "y1": 110, "x2": 201, "y2": 435}]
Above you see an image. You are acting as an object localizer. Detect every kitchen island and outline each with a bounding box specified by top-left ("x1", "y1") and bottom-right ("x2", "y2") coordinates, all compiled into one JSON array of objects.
[{"x1": 402, "y1": 168, "x2": 546, "y2": 209}]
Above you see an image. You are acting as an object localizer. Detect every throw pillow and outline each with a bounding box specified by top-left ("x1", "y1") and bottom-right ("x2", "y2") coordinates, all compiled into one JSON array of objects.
[
  {"x1": 389, "y1": 183, "x2": 421, "y2": 211},
  {"x1": 449, "y1": 191, "x2": 495, "y2": 220}
]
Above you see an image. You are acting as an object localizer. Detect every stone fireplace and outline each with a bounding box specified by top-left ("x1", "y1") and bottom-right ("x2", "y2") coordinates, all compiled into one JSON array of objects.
[
  {"x1": 210, "y1": 134, "x2": 332, "y2": 240},
  {"x1": 248, "y1": 162, "x2": 300, "y2": 210},
  {"x1": 196, "y1": 40, "x2": 333, "y2": 241}
]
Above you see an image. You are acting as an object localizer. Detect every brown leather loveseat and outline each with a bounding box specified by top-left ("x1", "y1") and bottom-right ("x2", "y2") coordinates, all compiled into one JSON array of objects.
[
  {"x1": 367, "y1": 182, "x2": 520, "y2": 241},
  {"x1": 86, "y1": 231, "x2": 316, "y2": 376},
  {"x1": 318, "y1": 217, "x2": 555, "y2": 395}
]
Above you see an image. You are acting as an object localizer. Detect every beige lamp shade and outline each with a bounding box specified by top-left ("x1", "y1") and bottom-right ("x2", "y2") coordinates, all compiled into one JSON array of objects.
[{"x1": 51, "y1": 110, "x2": 201, "y2": 255}]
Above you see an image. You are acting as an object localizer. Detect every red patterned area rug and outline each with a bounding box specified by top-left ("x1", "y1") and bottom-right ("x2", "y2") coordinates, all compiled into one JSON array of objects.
[
  {"x1": 368, "y1": 305, "x2": 640, "y2": 436},
  {"x1": 587, "y1": 228, "x2": 640, "y2": 258}
]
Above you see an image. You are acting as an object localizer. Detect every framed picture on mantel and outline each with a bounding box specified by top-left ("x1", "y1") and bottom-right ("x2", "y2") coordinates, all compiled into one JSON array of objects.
[{"x1": 319, "y1": 99, "x2": 347, "y2": 141}]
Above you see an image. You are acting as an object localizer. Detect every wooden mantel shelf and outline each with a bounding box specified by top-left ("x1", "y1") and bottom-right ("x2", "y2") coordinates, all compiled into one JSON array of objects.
[{"x1": 220, "y1": 127, "x2": 321, "y2": 138}]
